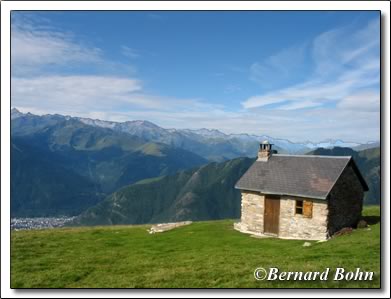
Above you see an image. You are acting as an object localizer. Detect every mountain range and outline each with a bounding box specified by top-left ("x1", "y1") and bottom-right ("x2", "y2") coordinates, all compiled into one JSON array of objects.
[
  {"x1": 12, "y1": 108, "x2": 379, "y2": 158},
  {"x1": 11, "y1": 108, "x2": 380, "y2": 220},
  {"x1": 75, "y1": 114, "x2": 379, "y2": 155},
  {"x1": 11, "y1": 111, "x2": 207, "y2": 217}
]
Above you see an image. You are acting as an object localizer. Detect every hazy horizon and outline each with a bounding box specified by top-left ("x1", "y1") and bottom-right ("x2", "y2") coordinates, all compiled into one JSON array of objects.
[{"x1": 11, "y1": 106, "x2": 379, "y2": 145}]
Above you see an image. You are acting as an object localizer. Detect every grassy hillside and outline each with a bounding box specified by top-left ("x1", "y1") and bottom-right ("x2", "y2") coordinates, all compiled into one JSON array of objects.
[
  {"x1": 11, "y1": 116, "x2": 207, "y2": 217},
  {"x1": 74, "y1": 157, "x2": 254, "y2": 225},
  {"x1": 11, "y1": 206, "x2": 380, "y2": 288},
  {"x1": 11, "y1": 139, "x2": 102, "y2": 217}
]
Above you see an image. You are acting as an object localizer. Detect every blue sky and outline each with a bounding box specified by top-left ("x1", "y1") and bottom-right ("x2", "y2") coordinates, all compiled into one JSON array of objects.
[{"x1": 11, "y1": 11, "x2": 380, "y2": 143}]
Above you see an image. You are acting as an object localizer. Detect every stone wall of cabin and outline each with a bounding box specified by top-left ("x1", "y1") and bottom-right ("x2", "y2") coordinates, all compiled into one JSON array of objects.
[
  {"x1": 239, "y1": 191, "x2": 265, "y2": 233},
  {"x1": 237, "y1": 191, "x2": 329, "y2": 240},
  {"x1": 278, "y1": 196, "x2": 328, "y2": 240},
  {"x1": 327, "y1": 164, "x2": 364, "y2": 236}
]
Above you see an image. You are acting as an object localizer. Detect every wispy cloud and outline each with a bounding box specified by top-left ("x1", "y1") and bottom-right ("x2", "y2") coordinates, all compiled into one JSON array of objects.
[
  {"x1": 121, "y1": 46, "x2": 140, "y2": 59},
  {"x1": 11, "y1": 15, "x2": 103, "y2": 76},
  {"x1": 12, "y1": 75, "x2": 225, "y2": 117},
  {"x1": 250, "y1": 43, "x2": 308, "y2": 87},
  {"x1": 12, "y1": 73, "x2": 232, "y2": 116},
  {"x1": 242, "y1": 18, "x2": 380, "y2": 112},
  {"x1": 313, "y1": 18, "x2": 379, "y2": 76},
  {"x1": 12, "y1": 75, "x2": 142, "y2": 110},
  {"x1": 337, "y1": 90, "x2": 380, "y2": 112},
  {"x1": 243, "y1": 59, "x2": 379, "y2": 110},
  {"x1": 11, "y1": 15, "x2": 137, "y2": 77}
]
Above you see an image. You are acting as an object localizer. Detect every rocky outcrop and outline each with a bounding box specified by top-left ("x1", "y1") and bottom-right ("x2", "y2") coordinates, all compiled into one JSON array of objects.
[{"x1": 148, "y1": 221, "x2": 192, "y2": 234}]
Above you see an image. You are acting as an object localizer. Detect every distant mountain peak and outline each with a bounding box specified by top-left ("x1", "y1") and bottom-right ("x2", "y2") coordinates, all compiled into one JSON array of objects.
[{"x1": 11, "y1": 108, "x2": 24, "y2": 120}]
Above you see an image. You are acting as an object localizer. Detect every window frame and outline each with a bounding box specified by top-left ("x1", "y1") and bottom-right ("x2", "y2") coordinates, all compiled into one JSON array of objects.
[
  {"x1": 295, "y1": 199, "x2": 313, "y2": 218},
  {"x1": 295, "y1": 200, "x2": 303, "y2": 215}
]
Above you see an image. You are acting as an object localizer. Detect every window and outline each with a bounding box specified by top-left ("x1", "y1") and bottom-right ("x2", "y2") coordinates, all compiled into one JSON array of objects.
[
  {"x1": 295, "y1": 200, "x2": 303, "y2": 214},
  {"x1": 295, "y1": 200, "x2": 313, "y2": 218}
]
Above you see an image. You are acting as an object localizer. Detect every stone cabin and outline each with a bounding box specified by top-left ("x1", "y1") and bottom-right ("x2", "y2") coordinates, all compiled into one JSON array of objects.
[{"x1": 234, "y1": 141, "x2": 368, "y2": 240}]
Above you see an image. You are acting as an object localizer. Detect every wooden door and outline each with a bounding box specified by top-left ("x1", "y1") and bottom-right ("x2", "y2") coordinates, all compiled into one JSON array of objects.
[{"x1": 264, "y1": 195, "x2": 280, "y2": 235}]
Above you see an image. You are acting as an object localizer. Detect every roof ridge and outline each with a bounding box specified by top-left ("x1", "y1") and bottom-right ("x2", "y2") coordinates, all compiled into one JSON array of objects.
[{"x1": 273, "y1": 154, "x2": 352, "y2": 159}]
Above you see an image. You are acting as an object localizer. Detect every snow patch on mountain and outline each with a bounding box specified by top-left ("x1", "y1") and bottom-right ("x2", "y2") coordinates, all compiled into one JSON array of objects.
[{"x1": 78, "y1": 118, "x2": 117, "y2": 129}]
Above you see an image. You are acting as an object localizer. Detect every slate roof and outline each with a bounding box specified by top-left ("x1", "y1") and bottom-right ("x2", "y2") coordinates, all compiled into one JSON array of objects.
[{"x1": 235, "y1": 154, "x2": 368, "y2": 200}]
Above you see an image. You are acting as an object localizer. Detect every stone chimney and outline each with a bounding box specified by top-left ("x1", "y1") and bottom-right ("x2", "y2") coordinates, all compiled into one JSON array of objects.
[{"x1": 257, "y1": 140, "x2": 273, "y2": 162}]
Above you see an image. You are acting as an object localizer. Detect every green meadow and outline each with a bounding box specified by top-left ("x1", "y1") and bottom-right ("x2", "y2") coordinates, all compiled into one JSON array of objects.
[{"x1": 11, "y1": 206, "x2": 380, "y2": 288}]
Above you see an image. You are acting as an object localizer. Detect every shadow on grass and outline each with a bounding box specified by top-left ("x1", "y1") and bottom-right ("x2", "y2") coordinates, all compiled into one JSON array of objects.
[{"x1": 361, "y1": 215, "x2": 380, "y2": 225}]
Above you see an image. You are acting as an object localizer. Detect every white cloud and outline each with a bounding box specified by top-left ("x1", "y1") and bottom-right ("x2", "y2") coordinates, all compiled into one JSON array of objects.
[
  {"x1": 11, "y1": 17, "x2": 103, "y2": 76},
  {"x1": 340, "y1": 18, "x2": 380, "y2": 65},
  {"x1": 12, "y1": 75, "x2": 143, "y2": 112},
  {"x1": 243, "y1": 94, "x2": 283, "y2": 109},
  {"x1": 277, "y1": 100, "x2": 323, "y2": 111},
  {"x1": 338, "y1": 91, "x2": 380, "y2": 112},
  {"x1": 11, "y1": 75, "x2": 225, "y2": 120},
  {"x1": 242, "y1": 18, "x2": 380, "y2": 112},
  {"x1": 312, "y1": 19, "x2": 379, "y2": 76}
]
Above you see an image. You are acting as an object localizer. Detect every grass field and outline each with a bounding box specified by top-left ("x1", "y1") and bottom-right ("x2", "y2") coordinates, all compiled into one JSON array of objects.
[{"x1": 11, "y1": 206, "x2": 380, "y2": 288}]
